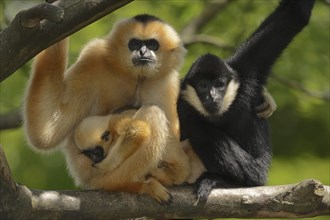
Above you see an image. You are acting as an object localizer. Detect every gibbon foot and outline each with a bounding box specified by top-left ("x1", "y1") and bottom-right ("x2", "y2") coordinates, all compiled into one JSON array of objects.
[{"x1": 140, "y1": 177, "x2": 172, "y2": 204}]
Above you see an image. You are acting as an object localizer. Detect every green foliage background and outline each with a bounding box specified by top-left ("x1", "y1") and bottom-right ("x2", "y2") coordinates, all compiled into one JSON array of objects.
[{"x1": 0, "y1": 1, "x2": 329, "y2": 218}]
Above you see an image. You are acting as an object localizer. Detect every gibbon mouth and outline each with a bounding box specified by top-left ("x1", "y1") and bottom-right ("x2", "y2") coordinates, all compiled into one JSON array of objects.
[{"x1": 132, "y1": 57, "x2": 155, "y2": 66}]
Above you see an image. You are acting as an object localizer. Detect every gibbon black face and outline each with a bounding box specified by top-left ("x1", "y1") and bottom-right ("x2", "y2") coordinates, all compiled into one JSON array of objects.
[
  {"x1": 82, "y1": 146, "x2": 105, "y2": 164},
  {"x1": 128, "y1": 38, "x2": 160, "y2": 66},
  {"x1": 81, "y1": 130, "x2": 111, "y2": 164},
  {"x1": 181, "y1": 54, "x2": 239, "y2": 117}
]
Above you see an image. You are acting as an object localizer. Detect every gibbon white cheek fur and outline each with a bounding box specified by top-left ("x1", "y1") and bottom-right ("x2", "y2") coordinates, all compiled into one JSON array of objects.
[{"x1": 23, "y1": 14, "x2": 189, "y2": 203}]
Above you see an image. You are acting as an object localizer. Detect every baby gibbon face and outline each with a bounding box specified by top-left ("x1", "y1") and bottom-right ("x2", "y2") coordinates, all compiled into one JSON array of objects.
[
  {"x1": 74, "y1": 110, "x2": 137, "y2": 165},
  {"x1": 106, "y1": 14, "x2": 186, "y2": 79},
  {"x1": 74, "y1": 116, "x2": 114, "y2": 164}
]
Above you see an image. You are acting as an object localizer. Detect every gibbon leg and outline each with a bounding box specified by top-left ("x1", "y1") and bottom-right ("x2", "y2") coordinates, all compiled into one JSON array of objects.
[
  {"x1": 161, "y1": 137, "x2": 191, "y2": 185},
  {"x1": 91, "y1": 147, "x2": 172, "y2": 203},
  {"x1": 93, "y1": 170, "x2": 171, "y2": 203},
  {"x1": 181, "y1": 140, "x2": 206, "y2": 184},
  {"x1": 149, "y1": 136, "x2": 191, "y2": 186},
  {"x1": 132, "y1": 105, "x2": 191, "y2": 186}
]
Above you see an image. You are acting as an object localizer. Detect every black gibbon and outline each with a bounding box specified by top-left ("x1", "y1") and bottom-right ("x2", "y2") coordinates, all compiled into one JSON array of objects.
[
  {"x1": 177, "y1": 0, "x2": 315, "y2": 200},
  {"x1": 23, "y1": 14, "x2": 190, "y2": 203}
]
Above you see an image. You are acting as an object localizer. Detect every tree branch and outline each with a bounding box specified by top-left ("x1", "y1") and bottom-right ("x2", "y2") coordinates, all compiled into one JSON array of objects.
[
  {"x1": 180, "y1": 0, "x2": 231, "y2": 45},
  {"x1": 0, "y1": 146, "x2": 329, "y2": 219},
  {"x1": 183, "y1": 34, "x2": 235, "y2": 51},
  {"x1": 271, "y1": 75, "x2": 330, "y2": 101},
  {"x1": 0, "y1": 109, "x2": 22, "y2": 130},
  {"x1": 0, "y1": 0, "x2": 134, "y2": 82},
  {"x1": 181, "y1": 0, "x2": 231, "y2": 37}
]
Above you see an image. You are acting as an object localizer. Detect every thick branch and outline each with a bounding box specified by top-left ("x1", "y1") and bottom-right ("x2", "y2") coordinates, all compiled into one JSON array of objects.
[
  {"x1": 0, "y1": 179, "x2": 329, "y2": 219},
  {"x1": 1, "y1": 144, "x2": 329, "y2": 219},
  {"x1": 0, "y1": 0, "x2": 134, "y2": 82}
]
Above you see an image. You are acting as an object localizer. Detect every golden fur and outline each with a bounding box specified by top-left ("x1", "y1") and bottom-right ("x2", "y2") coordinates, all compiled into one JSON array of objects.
[
  {"x1": 23, "y1": 15, "x2": 189, "y2": 203},
  {"x1": 72, "y1": 106, "x2": 190, "y2": 202}
]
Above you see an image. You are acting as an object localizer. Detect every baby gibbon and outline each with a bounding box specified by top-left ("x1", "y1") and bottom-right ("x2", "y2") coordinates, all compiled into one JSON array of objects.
[{"x1": 70, "y1": 105, "x2": 190, "y2": 203}]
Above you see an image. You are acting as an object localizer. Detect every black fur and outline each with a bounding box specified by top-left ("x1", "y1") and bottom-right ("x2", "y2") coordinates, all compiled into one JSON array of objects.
[
  {"x1": 178, "y1": 0, "x2": 315, "y2": 201},
  {"x1": 134, "y1": 14, "x2": 162, "y2": 24}
]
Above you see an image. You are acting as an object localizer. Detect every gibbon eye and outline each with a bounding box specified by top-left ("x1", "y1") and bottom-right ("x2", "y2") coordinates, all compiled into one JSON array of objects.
[
  {"x1": 145, "y1": 39, "x2": 160, "y2": 51},
  {"x1": 214, "y1": 79, "x2": 226, "y2": 88},
  {"x1": 197, "y1": 80, "x2": 211, "y2": 93},
  {"x1": 101, "y1": 130, "x2": 111, "y2": 141},
  {"x1": 128, "y1": 38, "x2": 142, "y2": 51}
]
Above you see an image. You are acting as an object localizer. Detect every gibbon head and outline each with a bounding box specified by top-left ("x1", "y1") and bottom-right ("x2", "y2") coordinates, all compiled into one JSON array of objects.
[
  {"x1": 106, "y1": 14, "x2": 186, "y2": 79},
  {"x1": 181, "y1": 53, "x2": 240, "y2": 117},
  {"x1": 74, "y1": 116, "x2": 114, "y2": 164},
  {"x1": 74, "y1": 110, "x2": 138, "y2": 165}
]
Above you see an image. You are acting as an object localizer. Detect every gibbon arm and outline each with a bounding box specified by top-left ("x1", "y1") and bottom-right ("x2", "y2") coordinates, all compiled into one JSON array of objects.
[
  {"x1": 23, "y1": 39, "x2": 90, "y2": 150},
  {"x1": 227, "y1": 0, "x2": 315, "y2": 84}
]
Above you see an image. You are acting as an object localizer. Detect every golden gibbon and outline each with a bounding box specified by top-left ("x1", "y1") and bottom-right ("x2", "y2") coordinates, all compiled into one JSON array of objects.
[{"x1": 23, "y1": 14, "x2": 190, "y2": 203}]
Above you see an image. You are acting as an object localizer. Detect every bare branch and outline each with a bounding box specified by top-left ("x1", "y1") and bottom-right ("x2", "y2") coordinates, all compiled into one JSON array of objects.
[
  {"x1": 0, "y1": 109, "x2": 22, "y2": 130},
  {"x1": 181, "y1": 0, "x2": 231, "y2": 37},
  {"x1": 183, "y1": 34, "x2": 235, "y2": 51},
  {"x1": 0, "y1": 0, "x2": 134, "y2": 82},
  {"x1": 179, "y1": 0, "x2": 235, "y2": 54},
  {"x1": 271, "y1": 75, "x2": 330, "y2": 101}
]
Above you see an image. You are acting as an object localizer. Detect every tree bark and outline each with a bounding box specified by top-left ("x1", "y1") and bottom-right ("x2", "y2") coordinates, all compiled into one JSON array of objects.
[
  {"x1": 0, "y1": 146, "x2": 329, "y2": 219},
  {"x1": 0, "y1": 0, "x2": 134, "y2": 82}
]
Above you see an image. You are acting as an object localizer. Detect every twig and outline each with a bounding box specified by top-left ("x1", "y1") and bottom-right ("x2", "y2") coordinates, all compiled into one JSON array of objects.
[
  {"x1": 271, "y1": 75, "x2": 330, "y2": 101},
  {"x1": 183, "y1": 34, "x2": 235, "y2": 51}
]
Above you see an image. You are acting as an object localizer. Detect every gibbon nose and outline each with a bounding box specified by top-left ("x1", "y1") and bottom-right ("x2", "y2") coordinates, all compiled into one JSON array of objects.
[
  {"x1": 139, "y1": 45, "x2": 147, "y2": 56},
  {"x1": 210, "y1": 88, "x2": 219, "y2": 101}
]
